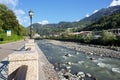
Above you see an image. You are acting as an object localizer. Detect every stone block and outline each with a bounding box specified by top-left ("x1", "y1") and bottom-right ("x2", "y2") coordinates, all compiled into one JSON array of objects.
[
  {"x1": 8, "y1": 51, "x2": 38, "y2": 80},
  {"x1": 27, "y1": 39, "x2": 34, "y2": 43},
  {"x1": 25, "y1": 43, "x2": 36, "y2": 51}
]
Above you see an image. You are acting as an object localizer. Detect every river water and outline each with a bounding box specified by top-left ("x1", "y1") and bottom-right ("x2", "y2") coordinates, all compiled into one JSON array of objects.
[{"x1": 36, "y1": 40, "x2": 120, "y2": 80}]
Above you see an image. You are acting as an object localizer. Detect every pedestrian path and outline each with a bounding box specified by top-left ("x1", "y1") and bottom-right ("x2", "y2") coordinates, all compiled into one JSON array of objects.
[{"x1": 0, "y1": 40, "x2": 26, "y2": 61}]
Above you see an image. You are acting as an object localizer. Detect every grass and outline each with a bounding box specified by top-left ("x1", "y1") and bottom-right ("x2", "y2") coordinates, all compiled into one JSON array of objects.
[{"x1": 0, "y1": 33, "x2": 24, "y2": 44}]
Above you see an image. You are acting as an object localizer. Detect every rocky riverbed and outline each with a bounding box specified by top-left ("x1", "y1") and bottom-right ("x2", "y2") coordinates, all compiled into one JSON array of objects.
[
  {"x1": 46, "y1": 40, "x2": 120, "y2": 59},
  {"x1": 36, "y1": 43, "x2": 60, "y2": 80},
  {"x1": 37, "y1": 40, "x2": 120, "y2": 80}
]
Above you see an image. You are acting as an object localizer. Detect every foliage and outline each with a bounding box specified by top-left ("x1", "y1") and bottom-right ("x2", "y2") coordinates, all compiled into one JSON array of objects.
[
  {"x1": 0, "y1": 4, "x2": 26, "y2": 36},
  {"x1": 0, "y1": 4, "x2": 28, "y2": 43},
  {"x1": 100, "y1": 30, "x2": 116, "y2": 45},
  {"x1": 44, "y1": 6, "x2": 120, "y2": 46},
  {"x1": 48, "y1": 32, "x2": 95, "y2": 44},
  {"x1": 47, "y1": 30, "x2": 120, "y2": 46},
  {"x1": 83, "y1": 12, "x2": 120, "y2": 31},
  {"x1": 0, "y1": 33, "x2": 23, "y2": 44},
  {"x1": 81, "y1": 32, "x2": 95, "y2": 43},
  {"x1": 32, "y1": 6, "x2": 120, "y2": 36}
]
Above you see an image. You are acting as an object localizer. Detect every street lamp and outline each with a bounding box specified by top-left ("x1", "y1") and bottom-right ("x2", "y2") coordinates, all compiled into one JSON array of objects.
[{"x1": 29, "y1": 10, "x2": 33, "y2": 39}]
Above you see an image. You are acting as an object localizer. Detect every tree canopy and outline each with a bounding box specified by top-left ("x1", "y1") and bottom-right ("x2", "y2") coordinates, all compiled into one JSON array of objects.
[
  {"x1": 0, "y1": 4, "x2": 27, "y2": 35},
  {"x1": 83, "y1": 12, "x2": 120, "y2": 31}
]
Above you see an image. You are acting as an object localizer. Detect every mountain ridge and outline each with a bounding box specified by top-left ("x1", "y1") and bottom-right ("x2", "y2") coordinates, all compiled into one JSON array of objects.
[{"x1": 32, "y1": 5, "x2": 120, "y2": 35}]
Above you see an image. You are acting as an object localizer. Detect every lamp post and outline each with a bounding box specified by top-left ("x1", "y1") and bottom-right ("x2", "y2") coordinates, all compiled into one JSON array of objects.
[{"x1": 29, "y1": 10, "x2": 33, "y2": 39}]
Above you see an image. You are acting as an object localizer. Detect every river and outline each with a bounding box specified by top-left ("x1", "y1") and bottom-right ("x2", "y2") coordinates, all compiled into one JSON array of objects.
[{"x1": 36, "y1": 40, "x2": 120, "y2": 80}]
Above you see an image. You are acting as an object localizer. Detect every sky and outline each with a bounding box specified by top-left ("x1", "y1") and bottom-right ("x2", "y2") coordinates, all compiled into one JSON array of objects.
[{"x1": 0, "y1": 0, "x2": 119, "y2": 27}]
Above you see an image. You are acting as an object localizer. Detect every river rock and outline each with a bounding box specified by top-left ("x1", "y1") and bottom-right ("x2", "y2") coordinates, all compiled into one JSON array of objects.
[
  {"x1": 76, "y1": 51, "x2": 79, "y2": 55},
  {"x1": 86, "y1": 73, "x2": 92, "y2": 77},
  {"x1": 66, "y1": 62, "x2": 72, "y2": 65},
  {"x1": 89, "y1": 57, "x2": 95, "y2": 60},
  {"x1": 64, "y1": 54, "x2": 72, "y2": 57},
  {"x1": 77, "y1": 72, "x2": 85, "y2": 78}
]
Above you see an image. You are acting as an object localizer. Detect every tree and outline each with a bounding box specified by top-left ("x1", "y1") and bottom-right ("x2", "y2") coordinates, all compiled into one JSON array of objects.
[
  {"x1": 100, "y1": 30, "x2": 116, "y2": 45},
  {"x1": 0, "y1": 4, "x2": 25, "y2": 36},
  {"x1": 80, "y1": 32, "x2": 94, "y2": 43}
]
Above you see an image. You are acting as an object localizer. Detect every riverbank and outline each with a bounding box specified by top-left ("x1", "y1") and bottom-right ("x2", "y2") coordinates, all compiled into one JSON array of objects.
[
  {"x1": 46, "y1": 40, "x2": 120, "y2": 59},
  {"x1": 37, "y1": 40, "x2": 120, "y2": 80},
  {"x1": 36, "y1": 42, "x2": 60, "y2": 80}
]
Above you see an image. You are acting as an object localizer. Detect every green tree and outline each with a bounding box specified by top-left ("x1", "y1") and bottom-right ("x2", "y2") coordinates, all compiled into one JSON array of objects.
[
  {"x1": 100, "y1": 30, "x2": 116, "y2": 45},
  {"x1": 80, "y1": 32, "x2": 94, "y2": 43},
  {"x1": 83, "y1": 12, "x2": 120, "y2": 31},
  {"x1": 0, "y1": 4, "x2": 26, "y2": 36}
]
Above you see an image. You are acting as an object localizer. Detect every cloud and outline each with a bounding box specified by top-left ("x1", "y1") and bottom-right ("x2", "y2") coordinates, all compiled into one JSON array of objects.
[
  {"x1": 109, "y1": 0, "x2": 120, "y2": 7},
  {"x1": 0, "y1": 0, "x2": 18, "y2": 9},
  {"x1": 14, "y1": 9, "x2": 29, "y2": 26},
  {"x1": 93, "y1": 10, "x2": 98, "y2": 14},
  {"x1": 38, "y1": 20, "x2": 49, "y2": 25},
  {"x1": 17, "y1": 16, "x2": 29, "y2": 25},
  {"x1": 85, "y1": 14, "x2": 90, "y2": 17},
  {"x1": 14, "y1": 9, "x2": 25, "y2": 15}
]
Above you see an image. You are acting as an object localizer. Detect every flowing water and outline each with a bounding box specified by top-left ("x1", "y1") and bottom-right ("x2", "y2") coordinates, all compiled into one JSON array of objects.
[{"x1": 37, "y1": 40, "x2": 120, "y2": 80}]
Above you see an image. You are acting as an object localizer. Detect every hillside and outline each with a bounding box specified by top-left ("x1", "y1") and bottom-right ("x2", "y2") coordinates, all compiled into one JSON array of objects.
[
  {"x1": 32, "y1": 6, "x2": 120, "y2": 35},
  {"x1": 33, "y1": 23, "x2": 63, "y2": 36},
  {"x1": 78, "y1": 6, "x2": 120, "y2": 27},
  {"x1": 83, "y1": 12, "x2": 120, "y2": 31}
]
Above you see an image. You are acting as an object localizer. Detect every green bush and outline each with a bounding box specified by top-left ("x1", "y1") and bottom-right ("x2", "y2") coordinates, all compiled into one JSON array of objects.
[{"x1": 100, "y1": 30, "x2": 116, "y2": 45}]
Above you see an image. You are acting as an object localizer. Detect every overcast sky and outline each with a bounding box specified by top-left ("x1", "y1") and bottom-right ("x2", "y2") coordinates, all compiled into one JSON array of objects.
[{"x1": 0, "y1": 0, "x2": 119, "y2": 27}]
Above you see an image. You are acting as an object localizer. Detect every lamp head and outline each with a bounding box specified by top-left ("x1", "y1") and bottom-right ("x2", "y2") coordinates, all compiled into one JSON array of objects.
[{"x1": 29, "y1": 10, "x2": 33, "y2": 17}]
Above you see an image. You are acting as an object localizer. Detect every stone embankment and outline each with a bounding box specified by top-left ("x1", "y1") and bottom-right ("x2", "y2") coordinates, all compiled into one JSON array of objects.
[
  {"x1": 46, "y1": 40, "x2": 120, "y2": 59},
  {"x1": 36, "y1": 42, "x2": 60, "y2": 80},
  {"x1": 8, "y1": 39, "x2": 59, "y2": 80}
]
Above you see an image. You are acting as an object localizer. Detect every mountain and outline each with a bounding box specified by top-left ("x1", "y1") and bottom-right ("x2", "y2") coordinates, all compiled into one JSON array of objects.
[
  {"x1": 32, "y1": 5, "x2": 120, "y2": 36},
  {"x1": 82, "y1": 12, "x2": 120, "y2": 31},
  {"x1": 79, "y1": 5, "x2": 120, "y2": 27},
  {"x1": 32, "y1": 22, "x2": 70, "y2": 36}
]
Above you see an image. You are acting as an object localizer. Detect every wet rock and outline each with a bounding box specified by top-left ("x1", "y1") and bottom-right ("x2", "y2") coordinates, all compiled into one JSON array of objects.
[
  {"x1": 66, "y1": 66, "x2": 71, "y2": 72},
  {"x1": 66, "y1": 62, "x2": 72, "y2": 65},
  {"x1": 89, "y1": 57, "x2": 95, "y2": 60},
  {"x1": 89, "y1": 52, "x2": 94, "y2": 55},
  {"x1": 58, "y1": 69, "x2": 97, "y2": 80},
  {"x1": 86, "y1": 73, "x2": 92, "y2": 77},
  {"x1": 66, "y1": 66, "x2": 71, "y2": 69},
  {"x1": 64, "y1": 54, "x2": 72, "y2": 57},
  {"x1": 60, "y1": 72, "x2": 73, "y2": 80},
  {"x1": 76, "y1": 52, "x2": 79, "y2": 55},
  {"x1": 77, "y1": 72, "x2": 85, "y2": 78}
]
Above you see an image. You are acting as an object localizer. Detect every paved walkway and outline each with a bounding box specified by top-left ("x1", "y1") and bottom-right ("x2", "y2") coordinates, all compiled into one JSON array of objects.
[{"x1": 0, "y1": 40, "x2": 26, "y2": 61}]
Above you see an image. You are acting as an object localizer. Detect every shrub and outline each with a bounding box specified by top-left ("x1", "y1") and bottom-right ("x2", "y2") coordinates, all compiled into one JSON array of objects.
[{"x1": 100, "y1": 30, "x2": 116, "y2": 45}]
